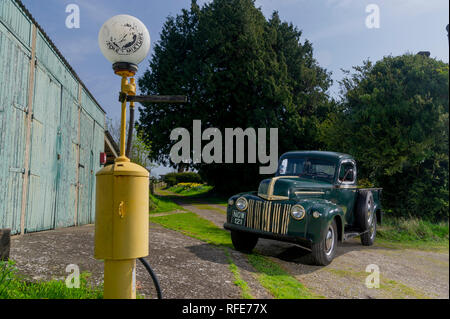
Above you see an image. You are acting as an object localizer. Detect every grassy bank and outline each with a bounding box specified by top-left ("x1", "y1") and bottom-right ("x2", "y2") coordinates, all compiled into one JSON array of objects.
[
  {"x1": 376, "y1": 216, "x2": 449, "y2": 251},
  {"x1": 0, "y1": 261, "x2": 102, "y2": 299},
  {"x1": 149, "y1": 193, "x2": 186, "y2": 214},
  {"x1": 150, "y1": 212, "x2": 319, "y2": 299},
  {"x1": 161, "y1": 183, "x2": 228, "y2": 207},
  {"x1": 150, "y1": 212, "x2": 232, "y2": 246},
  {"x1": 167, "y1": 183, "x2": 214, "y2": 196}
]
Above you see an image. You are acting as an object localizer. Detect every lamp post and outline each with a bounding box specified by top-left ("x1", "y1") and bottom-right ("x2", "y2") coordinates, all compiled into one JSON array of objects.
[{"x1": 98, "y1": 14, "x2": 150, "y2": 161}]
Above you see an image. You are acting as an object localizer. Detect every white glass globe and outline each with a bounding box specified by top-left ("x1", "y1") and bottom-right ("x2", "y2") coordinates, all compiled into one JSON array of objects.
[{"x1": 98, "y1": 14, "x2": 150, "y2": 66}]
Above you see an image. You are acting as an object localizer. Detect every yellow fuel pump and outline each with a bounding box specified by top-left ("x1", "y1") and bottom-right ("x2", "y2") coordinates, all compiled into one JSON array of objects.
[
  {"x1": 94, "y1": 73, "x2": 149, "y2": 299},
  {"x1": 96, "y1": 14, "x2": 186, "y2": 299}
]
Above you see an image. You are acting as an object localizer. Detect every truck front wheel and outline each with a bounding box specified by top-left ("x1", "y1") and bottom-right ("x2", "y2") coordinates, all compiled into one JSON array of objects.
[
  {"x1": 311, "y1": 219, "x2": 338, "y2": 266},
  {"x1": 231, "y1": 231, "x2": 258, "y2": 253}
]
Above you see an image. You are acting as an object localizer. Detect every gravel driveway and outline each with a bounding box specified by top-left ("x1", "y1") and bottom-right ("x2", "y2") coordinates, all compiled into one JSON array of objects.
[
  {"x1": 167, "y1": 191, "x2": 449, "y2": 299},
  {"x1": 8, "y1": 191, "x2": 449, "y2": 299}
]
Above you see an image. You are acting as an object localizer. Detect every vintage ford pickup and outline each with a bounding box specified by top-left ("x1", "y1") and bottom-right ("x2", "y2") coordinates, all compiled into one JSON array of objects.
[{"x1": 224, "y1": 151, "x2": 383, "y2": 265}]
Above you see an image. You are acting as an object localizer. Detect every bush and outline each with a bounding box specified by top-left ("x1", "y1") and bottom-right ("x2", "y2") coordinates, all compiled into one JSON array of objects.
[
  {"x1": 321, "y1": 54, "x2": 449, "y2": 221},
  {"x1": 163, "y1": 174, "x2": 177, "y2": 187},
  {"x1": 163, "y1": 172, "x2": 202, "y2": 187}
]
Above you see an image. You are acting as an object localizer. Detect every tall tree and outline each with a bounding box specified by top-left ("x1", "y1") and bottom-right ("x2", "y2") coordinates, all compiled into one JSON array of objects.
[
  {"x1": 321, "y1": 54, "x2": 449, "y2": 220},
  {"x1": 137, "y1": 0, "x2": 331, "y2": 192}
]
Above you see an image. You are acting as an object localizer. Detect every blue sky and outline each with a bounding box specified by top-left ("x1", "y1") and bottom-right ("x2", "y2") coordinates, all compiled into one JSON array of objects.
[{"x1": 20, "y1": 0, "x2": 449, "y2": 176}]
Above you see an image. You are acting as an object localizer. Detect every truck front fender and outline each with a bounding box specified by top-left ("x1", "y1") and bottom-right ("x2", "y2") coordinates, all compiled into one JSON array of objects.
[{"x1": 301, "y1": 200, "x2": 345, "y2": 244}]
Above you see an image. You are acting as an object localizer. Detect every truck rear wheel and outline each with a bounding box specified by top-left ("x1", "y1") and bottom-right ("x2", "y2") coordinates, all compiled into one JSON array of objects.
[
  {"x1": 311, "y1": 219, "x2": 338, "y2": 266},
  {"x1": 360, "y1": 213, "x2": 377, "y2": 246},
  {"x1": 355, "y1": 190, "x2": 374, "y2": 231},
  {"x1": 231, "y1": 231, "x2": 258, "y2": 253}
]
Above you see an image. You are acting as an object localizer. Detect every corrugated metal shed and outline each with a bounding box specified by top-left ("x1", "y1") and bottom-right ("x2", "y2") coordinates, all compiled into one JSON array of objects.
[{"x1": 0, "y1": 0, "x2": 106, "y2": 234}]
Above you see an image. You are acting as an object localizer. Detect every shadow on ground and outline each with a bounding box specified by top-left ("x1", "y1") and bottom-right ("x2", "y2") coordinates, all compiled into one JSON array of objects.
[{"x1": 186, "y1": 236, "x2": 397, "y2": 277}]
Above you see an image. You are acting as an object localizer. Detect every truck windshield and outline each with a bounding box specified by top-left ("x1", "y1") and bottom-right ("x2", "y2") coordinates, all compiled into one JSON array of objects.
[{"x1": 277, "y1": 157, "x2": 336, "y2": 183}]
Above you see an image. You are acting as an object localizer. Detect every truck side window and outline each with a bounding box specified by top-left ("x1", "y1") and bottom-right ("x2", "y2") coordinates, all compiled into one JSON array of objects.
[
  {"x1": 339, "y1": 162, "x2": 355, "y2": 183},
  {"x1": 279, "y1": 159, "x2": 287, "y2": 174}
]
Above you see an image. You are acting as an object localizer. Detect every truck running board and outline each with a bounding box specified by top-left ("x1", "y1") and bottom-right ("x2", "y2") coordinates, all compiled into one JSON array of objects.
[{"x1": 343, "y1": 231, "x2": 362, "y2": 241}]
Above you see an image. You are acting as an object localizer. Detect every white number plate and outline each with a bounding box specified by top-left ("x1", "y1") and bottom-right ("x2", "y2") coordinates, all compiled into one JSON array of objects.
[{"x1": 231, "y1": 210, "x2": 245, "y2": 225}]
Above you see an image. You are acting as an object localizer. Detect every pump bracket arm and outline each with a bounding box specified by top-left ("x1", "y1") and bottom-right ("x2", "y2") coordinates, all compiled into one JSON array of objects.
[{"x1": 119, "y1": 93, "x2": 187, "y2": 104}]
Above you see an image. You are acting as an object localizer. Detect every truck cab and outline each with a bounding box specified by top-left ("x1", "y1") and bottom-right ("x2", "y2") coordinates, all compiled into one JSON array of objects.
[{"x1": 224, "y1": 151, "x2": 383, "y2": 265}]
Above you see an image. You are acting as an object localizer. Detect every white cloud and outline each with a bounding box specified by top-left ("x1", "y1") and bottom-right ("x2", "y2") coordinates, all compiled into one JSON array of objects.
[{"x1": 326, "y1": 0, "x2": 357, "y2": 8}]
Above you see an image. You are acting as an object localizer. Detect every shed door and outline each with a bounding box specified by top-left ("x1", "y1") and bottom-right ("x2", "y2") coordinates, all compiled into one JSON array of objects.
[
  {"x1": 25, "y1": 64, "x2": 61, "y2": 232},
  {"x1": 54, "y1": 91, "x2": 78, "y2": 228},
  {"x1": 0, "y1": 26, "x2": 30, "y2": 234},
  {"x1": 77, "y1": 108, "x2": 94, "y2": 225}
]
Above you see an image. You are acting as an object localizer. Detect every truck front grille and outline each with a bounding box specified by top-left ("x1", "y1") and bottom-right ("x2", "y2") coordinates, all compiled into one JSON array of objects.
[{"x1": 246, "y1": 199, "x2": 292, "y2": 235}]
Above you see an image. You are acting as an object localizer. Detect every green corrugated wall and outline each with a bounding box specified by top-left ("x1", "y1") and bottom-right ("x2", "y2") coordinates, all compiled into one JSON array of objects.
[{"x1": 0, "y1": 0, "x2": 105, "y2": 234}]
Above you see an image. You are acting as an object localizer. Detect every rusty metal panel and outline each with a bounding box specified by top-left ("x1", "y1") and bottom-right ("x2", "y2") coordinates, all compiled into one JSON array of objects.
[
  {"x1": 0, "y1": 18, "x2": 30, "y2": 234},
  {"x1": 25, "y1": 64, "x2": 61, "y2": 232},
  {"x1": 0, "y1": 0, "x2": 31, "y2": 47}
]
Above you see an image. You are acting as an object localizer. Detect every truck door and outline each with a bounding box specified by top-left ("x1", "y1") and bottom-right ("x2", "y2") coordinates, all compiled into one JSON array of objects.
[{"x1": 335, "y1": 160, "x2": 358, "y2": 225}]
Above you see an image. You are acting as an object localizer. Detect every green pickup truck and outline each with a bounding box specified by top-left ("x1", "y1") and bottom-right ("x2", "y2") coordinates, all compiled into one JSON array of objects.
[{"x1": 224, "y1": 151, "x2": 383, "y2": 265}]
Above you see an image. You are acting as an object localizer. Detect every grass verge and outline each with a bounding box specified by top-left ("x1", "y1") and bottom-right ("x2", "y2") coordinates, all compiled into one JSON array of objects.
[
  {"x1": 223, "y1": 249, "x2": 253, "y2": 299},
  {"x1": 150, "y1": 212, "x2": 319, "y2": 299},
  {"x1": 0, "y1": 261, "x2": 102, "y2": 299},
  {"x1": 149, "y1": 193, "x2": 186, "y2": 214},
  {"x1": 167, "y1": 184, "x2": 214, "y2": 196},
  {"x1": 157, "y1": 186, "x2": 228, "y2": 207},
  {"x1": 376, "y1": 217, "x2": 449, "y2": 251},
  {"x1": 150, "y1": 212, "x2": 232, "y2": 246},
  {"x1": 192, "y1": 204, "x2": 226, "y2": 215},
  {"x1": 247, "y1": 254, "x2": 321, "y2": 299}
]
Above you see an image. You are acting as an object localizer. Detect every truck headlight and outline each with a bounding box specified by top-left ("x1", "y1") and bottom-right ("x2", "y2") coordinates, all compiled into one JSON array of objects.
[
  {"x1": 235, "y1": 197, "x2": 248, "y2": 211},
  {"x1": 291, "y1": 205, "x2": 306, "y2": 220}
]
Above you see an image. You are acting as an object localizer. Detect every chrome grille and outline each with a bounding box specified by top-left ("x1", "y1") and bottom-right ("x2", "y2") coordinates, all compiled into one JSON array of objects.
[{"x1": 246, "y1": 199, "x2": 291, "y2": 235}]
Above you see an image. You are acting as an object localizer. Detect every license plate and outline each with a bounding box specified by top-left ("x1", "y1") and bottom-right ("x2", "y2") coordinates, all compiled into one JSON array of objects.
[{"x1": 231, "y1": 210, "x2": 245, "y2": 226}]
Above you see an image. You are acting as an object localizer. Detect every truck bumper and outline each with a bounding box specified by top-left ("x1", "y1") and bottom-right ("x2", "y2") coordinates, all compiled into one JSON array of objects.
[{"x1": 223, "y1": 222, "x2": 312, "y2": 248}]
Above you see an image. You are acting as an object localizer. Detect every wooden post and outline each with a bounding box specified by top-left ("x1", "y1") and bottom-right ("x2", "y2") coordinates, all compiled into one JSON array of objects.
[
  {"x1": 150, "y1": 177, "x2": 154, "y2": 195},
  {"x1": 74, "y1": 84, "x2": 82, "y2": 226},
  {"x1": 0, "y1": 229, "x2": 11, "y2": 261},
  {"x1": 19, "y1": 24, "x2": 37, "y2": 235}
]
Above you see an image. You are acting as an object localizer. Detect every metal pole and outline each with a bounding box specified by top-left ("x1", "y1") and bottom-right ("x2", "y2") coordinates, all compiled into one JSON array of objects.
[{"x1": 104, "y1": 259, "x2": 136, "y2": 299}]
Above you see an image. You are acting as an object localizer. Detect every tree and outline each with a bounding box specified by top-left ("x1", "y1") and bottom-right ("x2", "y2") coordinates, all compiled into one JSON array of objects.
[
  {"x1": 106, "y1": 116, "x2": 155, "y2": 170},
  {"x1": 137, "y1": 0, "x2": 331, "y2": 193},
  {"x1": 320, "y1": 54, "x2": 449, "y2": 220}
]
